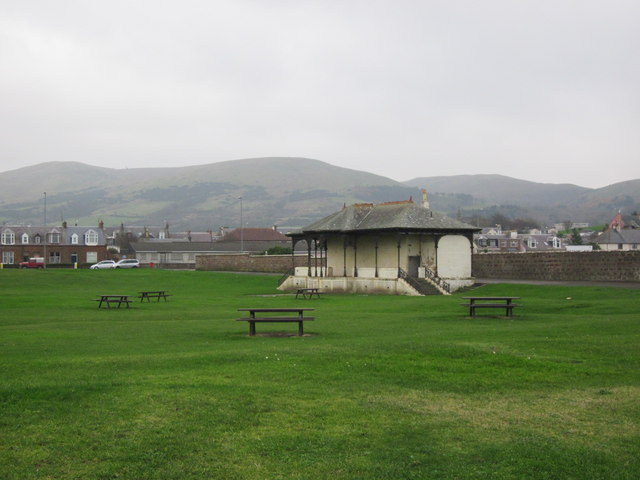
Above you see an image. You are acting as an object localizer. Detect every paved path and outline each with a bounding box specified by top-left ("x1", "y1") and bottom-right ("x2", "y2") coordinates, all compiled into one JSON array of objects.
[{"x1": 475, "y1": 278, "x2": 640, "y2": 290}]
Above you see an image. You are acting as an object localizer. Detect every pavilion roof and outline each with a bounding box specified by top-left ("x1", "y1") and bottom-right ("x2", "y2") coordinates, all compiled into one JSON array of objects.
[{"x1": 295, "y1": 201, "x2": 479, "y2": 234}]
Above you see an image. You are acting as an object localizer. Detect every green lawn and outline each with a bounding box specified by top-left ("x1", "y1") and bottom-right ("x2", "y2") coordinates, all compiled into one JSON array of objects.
[{"x1": 1, "y1": 269, "x2": 639, "y2": 479}]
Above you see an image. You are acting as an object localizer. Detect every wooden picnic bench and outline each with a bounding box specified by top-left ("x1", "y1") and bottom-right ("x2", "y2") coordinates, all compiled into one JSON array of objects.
[
  {"x1": 237, "y1": 308, "x2": 315, "y2": 336},
  {"x1": 295, "y1": 288, "x2": 322, "y2": 299},
  {"x1": 461, "y1": 296, "x2": 521, "y2": 317},
  {"x1": 95, "y1": 294, "x2": 133, "y2": 309},
  {"x1": 138, "y1": 290, "x2": 171, "y2": 302}
]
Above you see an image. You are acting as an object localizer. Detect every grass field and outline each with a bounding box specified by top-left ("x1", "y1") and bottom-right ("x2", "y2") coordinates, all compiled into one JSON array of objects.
[{"x1": 1, "y1": 269, "x2": 639, "y2": 479}]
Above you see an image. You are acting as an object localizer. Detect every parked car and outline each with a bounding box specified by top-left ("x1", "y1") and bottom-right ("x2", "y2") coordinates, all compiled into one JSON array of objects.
[
  {"x1": 115, "y1": 259, "x2": 140, "y2": 269},
  {"x1": 19, "y1": 257, "x2": 45, "y2": 269},
  {"x1": 89, "y1": 260, "x2": 117, "y2": 270}
]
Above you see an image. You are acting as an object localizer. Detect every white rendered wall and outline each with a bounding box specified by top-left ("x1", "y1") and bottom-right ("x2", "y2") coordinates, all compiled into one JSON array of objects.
[{"x1": 437, "y1": 235, "x2": 472, "y2": 278}]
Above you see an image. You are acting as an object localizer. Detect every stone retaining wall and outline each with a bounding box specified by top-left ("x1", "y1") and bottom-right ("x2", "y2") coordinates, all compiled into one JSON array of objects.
[
  {"x1": 195, "y1": 253, "x2": 309, "y2": 273},
  {"x1": 472, "y1": 251, "x2": 640, "y2": 282}
]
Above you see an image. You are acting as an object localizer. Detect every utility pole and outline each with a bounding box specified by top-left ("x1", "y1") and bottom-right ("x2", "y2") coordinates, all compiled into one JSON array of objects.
[{"x1": 43, "y1": 192, "x2": 47, "y2": 269}]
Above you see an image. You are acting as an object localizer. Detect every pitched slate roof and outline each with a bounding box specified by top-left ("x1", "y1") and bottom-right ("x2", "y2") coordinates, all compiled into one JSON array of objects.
[
  {"x1": 298, "y1": 201, "x2": 479, "y2": 234},
  {"x1": 130, "y1": 241, "x2": 221, "y2": 253},
  {"x1": 221, "y1": 228, "x2": 289, "y2": 242},
  {"x1": 595, "y1": 229, "x2": 640, "y2": 244}
]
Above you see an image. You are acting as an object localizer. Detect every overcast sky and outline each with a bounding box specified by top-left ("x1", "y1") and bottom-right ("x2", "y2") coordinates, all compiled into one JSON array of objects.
[{"x1": 1, "y1": 1, "x2": 638, "y2": 188}]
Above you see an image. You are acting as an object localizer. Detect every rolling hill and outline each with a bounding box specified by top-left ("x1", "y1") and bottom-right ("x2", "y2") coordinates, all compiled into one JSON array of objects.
[{"x1": 0, "y1": 158, "x2": 638, "y2": 230}]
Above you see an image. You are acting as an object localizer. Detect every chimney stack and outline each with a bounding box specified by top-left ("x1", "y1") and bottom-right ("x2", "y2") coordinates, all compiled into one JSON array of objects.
[{"x1": 421, "y1": 189, "x2": 429, "y2": 209}]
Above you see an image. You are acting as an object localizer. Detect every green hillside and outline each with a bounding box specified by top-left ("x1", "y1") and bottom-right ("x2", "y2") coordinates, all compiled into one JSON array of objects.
[{"x1": 0, "y1": 158, "x2": 638, "y2": 230}]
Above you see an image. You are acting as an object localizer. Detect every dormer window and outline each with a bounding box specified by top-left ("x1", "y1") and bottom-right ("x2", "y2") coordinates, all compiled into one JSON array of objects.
[
  {"x1": 21, "y1": 233, "x2": 29, "y2": 244},
  {"x1": 527, "y1": 238, "x2": 537, "y2": 248},
  {"x1": 84, "y1": 229, "x2": 99, "y2": 246},
  {"x1": 47, "y1": 231, "x2": 61, "y2": 244},
  {"x1": 1, "y1": 229, "x2": 15, "y2": 245},
  {"x1": 71, "y1": 233, "x2": 79, "y2": 245}
]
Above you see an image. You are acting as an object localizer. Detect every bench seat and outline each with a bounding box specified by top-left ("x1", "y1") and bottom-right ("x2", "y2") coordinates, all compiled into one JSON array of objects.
[
  {"x1": 460, "y1": 303, "x2": 522, "y2": 308},
  {"x1": 237, "y1": 317, "x2": 315, "y2": 322},
  {"x1": 461, "y1": 303, "x2": 521, "y2": 317},
  {"x1": 138, "y1": 294, "x2": 172, "y2": 300},
  {"x1": 236, "y1": 316, "x2": 314, "y2": 335},
  {"x1": 94, "y1": 299, "x2": 133, "y2": 308}
]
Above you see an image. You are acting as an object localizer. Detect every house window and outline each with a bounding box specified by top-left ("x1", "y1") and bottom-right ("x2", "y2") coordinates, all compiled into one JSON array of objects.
[
  {"x1": 1, "y1": 230, "x2": 15, "y2": 245},
  {"x1": 49, "y1": 251, "x2": 61, "y2": 264},
  {"x1": 527, "y1": 238, "x2": 537, "y2": 248},
  {"x1": 71, "y1": 233, "x2": 79, "y2": 245},
  {"x1": 633, "y1": 244, "x2": 638, "y2": 250},
  {"x1": 86, "y1": 252, "x2": 98, "y2": 263},
  {"x1": 34, "y1": 234, "x2": 41, "y2": 244},
  {"x1": 21, "y1": 233, "x2": 29, "y2": 244},
  {"x1": 618, "y1": 244, "x2": 624, "y2": 250},
  {"x1": 84, "y1": 230, "x2": 99, "y2": 246},
  {"x1": 478, "y1": 238, "x2": 487, "y2": 247},
  {"x1": 159, "y1": 231, "x2": 165, "y2": 239},
  {"x1": 2, "y1": 251, "x2": 14, "y2": 264},
  {"x1": 47, "y1": 232, "x2": 61, "y2": 244}
]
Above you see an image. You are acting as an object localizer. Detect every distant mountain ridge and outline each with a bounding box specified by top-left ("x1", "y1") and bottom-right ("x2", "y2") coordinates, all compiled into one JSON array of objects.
[{"x1": 0, "y1": 158, "x2": 638, "y2": 230}]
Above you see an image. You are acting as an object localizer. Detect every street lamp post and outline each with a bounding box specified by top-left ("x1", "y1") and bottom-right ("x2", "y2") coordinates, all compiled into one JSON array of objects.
[{"x1": 239, "y1": 196, "x2": 244, "y2": 253}]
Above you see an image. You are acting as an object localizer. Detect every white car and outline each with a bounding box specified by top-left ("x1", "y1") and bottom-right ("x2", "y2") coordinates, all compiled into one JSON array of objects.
[
  {"x1": 90, "y1": 260, "x2": 117, "y2": 270},
  {"x1": 115, "y1": 259, "x2": 141, "y2": 269}
]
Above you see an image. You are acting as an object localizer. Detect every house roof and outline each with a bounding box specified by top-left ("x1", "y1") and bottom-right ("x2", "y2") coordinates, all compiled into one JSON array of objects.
[
  {"x1": 130, "y1": 241, "x2": 221, "y2": 253},
  {"x1": 220, "y1": 228, "x2": 289, "y2": 242},
  {"x1": 1, "y1": 225, "x2": 107, "y2": 245},
  {"x1": 595, "y1": 229, "x2": 640, "y2": 244},
  {"x1": 295, "y1": 201, "x2": 479, "y2": 234}
]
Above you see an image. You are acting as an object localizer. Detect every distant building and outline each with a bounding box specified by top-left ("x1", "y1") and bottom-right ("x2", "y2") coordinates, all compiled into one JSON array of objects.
[
  {"x1": 594, "y1": 212, "x2": 640, "y2": 251},
  {"x1": 474, "y1": 229, "x2": 563, "y2": 253},
  {"x1": 0, "y1": 221, "x2": 109, "y2": 266},
  {"x1": 132, "y1": 226, "x2": 296, "y2": 268}
]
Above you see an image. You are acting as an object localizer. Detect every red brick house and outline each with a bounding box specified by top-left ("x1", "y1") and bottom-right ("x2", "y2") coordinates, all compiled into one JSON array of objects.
[{"x1": 0, "y1": 221, "x2": 110, "y2": 267}]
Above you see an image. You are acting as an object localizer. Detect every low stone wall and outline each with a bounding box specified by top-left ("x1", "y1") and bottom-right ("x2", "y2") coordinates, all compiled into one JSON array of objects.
[
  {"x1": 195, "y1": 253, "x2": 308, "y2": 273},
  {"x1": 472, "y1": 251, "x2": 640, "y2": 282}
]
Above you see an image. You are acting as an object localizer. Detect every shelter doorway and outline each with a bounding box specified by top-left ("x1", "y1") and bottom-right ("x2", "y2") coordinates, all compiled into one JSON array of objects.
[{"x1": 408, "y1": 255, "x2": 421, "y2": 277}]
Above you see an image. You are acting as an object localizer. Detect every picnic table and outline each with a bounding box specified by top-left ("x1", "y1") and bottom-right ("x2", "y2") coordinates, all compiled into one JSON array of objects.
[
  {"x1": 138, "y1": 290, "x2": 171, "y2": 302},
  {"x1": 237, "y1": 308, "x2": 315, "y2": 336},
  {"x1": 95, "y1": 294, "x2": 132, "y2": 309},
  {"x1": 461, "y1": 296, "x2": 521, "y2": 317},
  {"x1": 295, "y1": 288, "x2": 322, "y2": 299}
]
